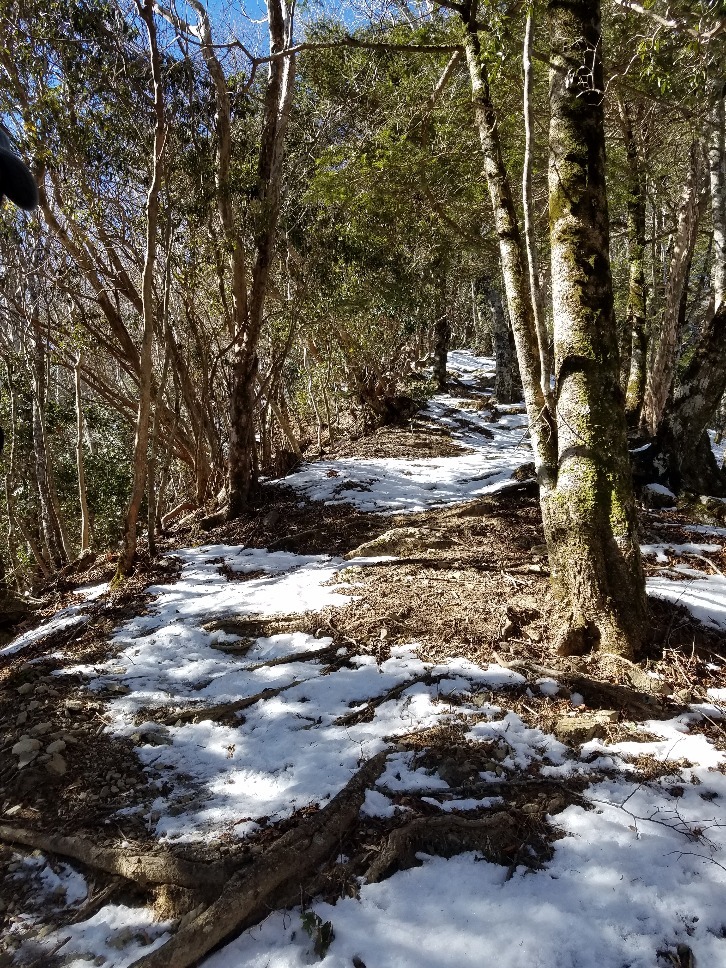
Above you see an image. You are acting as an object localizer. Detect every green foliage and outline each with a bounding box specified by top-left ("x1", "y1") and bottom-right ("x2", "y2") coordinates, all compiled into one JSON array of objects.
[{"x1": 301, "y1": 911, "x2": 335, "y2": 959}]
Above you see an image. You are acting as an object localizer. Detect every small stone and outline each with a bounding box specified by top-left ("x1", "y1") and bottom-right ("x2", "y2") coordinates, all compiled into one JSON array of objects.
[
  {"x1": 110, "y1": 785, "x2": 119, "y2": 794},
  {"x1": 29, "y1": 721, "x2": 53, "y2": 736},
  {"x1": 501, "y1": 620, "x2": 517, "y2": 640},
  {"x1": 15, "y1": 712, "x2": 27, "y2": 726},
  {"x1": 27, "y1": 700, "x2": 41, "y2": 711},
  {"x1": 17, "y1": 683, "x2": 32, "y2": 695},
  {"x1": 46, "y1": 754, "x2": 67, "y2": 775},
  {"x1": 554, "y1": 711, "x2": 617, "y2": 746},
  {"x1": 99, "y1": 785, "x2": 110, "y2": 798},
  {"x1": 46, "y1": 740, "x2": 66, "y2": 755},
  {"x1": 12, "y1": 737, "x2": 41, "y2": 756}
]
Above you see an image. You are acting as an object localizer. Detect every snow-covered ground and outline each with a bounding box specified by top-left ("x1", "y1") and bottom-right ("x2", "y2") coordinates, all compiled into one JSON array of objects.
[
  {"x1": 5, "y1": 351, "x2": 726, "y2": 968},
  {"x1": 284, "y1": 354, "x2": 532, "y2": 513}
]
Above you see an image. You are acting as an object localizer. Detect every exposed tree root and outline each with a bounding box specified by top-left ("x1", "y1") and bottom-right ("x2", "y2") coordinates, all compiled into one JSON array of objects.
[
  {"x1": 503, "y1": 658, "x2": 669, "y2": 717},
  {"x1": 365, "y1": 812, "x2": 522, "y2": 883},
  {"x1": 0, "y1": 825, "x2": 227, "y2": 891},
  {"x1": 246, "y1": 643, "x2": 338, "y2": 671},
  {"x1": 127, "y1": 750, "x2": 390, "y2": 968},
  {"x1": 334, "y1": 673, "x2": 449, "y2": 727},
  {"x1": 160, "y1": 681, "x2": 300, "y2": 725}
]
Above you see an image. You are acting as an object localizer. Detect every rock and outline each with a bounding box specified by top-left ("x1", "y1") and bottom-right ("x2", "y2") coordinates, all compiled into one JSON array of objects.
[
  {"x1": 554, "y1": 711, "x2": 618, "y2": 746},
  {"x1": 12, "y1": 737, "x2": 41, "y2": 756},
  {"x1": 17, "y1": 683, "x2": 32, "y2": 695},
  {"x1": 500, "y1": 619, "x2": 517, "y2": 640},
  {"x1": 29, "y1": 721, "x2": 53, "y2": 736},
  {"x1": 347, "y1": 527, "x2": 455, "y2": 559},
  {"x1": 15, "y1": 712, "x2": 27, "y2": 726},
  {"x1": 642, "y1": 482, "x2": 677, "y2": 508},
  {"x1": 46, "y1": 754, "x2": 67, "y2": 775},
  {"x1": 12, "y1": 737, "x2": 42, "y2": 768},
  {"x1": 45, "y1": 740, "x2": 66, "y2": 754}
]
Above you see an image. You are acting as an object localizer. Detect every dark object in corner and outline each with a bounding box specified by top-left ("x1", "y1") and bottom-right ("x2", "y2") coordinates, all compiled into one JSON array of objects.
[{"x1": 0, "y1": 128, "x2": 38, "y2": 211}]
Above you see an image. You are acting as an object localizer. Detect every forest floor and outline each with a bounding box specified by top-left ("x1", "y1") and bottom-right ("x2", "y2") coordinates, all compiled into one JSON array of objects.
[{"x1": 2, "y1": 350, "x2": 726, "y2": 968}]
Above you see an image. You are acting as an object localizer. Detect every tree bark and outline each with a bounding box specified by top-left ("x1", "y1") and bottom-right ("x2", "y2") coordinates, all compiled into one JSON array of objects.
[
  {"x1": 522, "y1": 7, "x2": 553, "y2": 407},
  {"x1": 30, "y1": 322, "x2": 68, "y2": 567},
  {"x1": 542, "y1": 0, "x2": 647, "y2": 659},
  {"x1": 461, "y1": 7, "x2": 556, "y2": 482},
  {"x1": 709, "y1": 77, "x2": 726, "y2": 312},
  {"x1": 74, "y1": 352, "x2": 92, "y2": 552},
  {"x1": 617, "y1": 100, "x2": 648, "y2": 425},
  {"x1": 228, "y1": 0, "x2": 296, "y2": 517},
  {"x1": 657, "y1": 301, "x2": 726, "y2": 494},
  {"x1": 641, "y1": 141, "x2": 703, "y2": 434},
  {"x1": 432, "y1": 273, "x2": 450, "y2": 391},
  {"x1": 115, "y1": 0, "x2": 165, "y2": 579},
  {"x1": 484, "y1": 277, "x2": 513, "y2": 403}
]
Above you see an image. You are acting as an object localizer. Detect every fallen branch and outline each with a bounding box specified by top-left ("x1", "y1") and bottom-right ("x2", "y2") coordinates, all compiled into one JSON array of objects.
[
  {"x1": 0, "y1": 825, "x2": 227, "y2": 891},
  {"x1": 128, "y1": 750, "x2": 390, "y2": 968}
]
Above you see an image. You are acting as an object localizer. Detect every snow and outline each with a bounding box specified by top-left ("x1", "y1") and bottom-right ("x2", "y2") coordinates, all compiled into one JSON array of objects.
[
  {"x1": 647, "y1": 572, "x2": 726, "y2": 630},
  {"x1": 14, "y1": 352, "x2": 726, "y2": 968},
  {"x1": 0, "y1": 583, "x2": 108, "y2": 657},
  {"x1": 641, "y1": 542, "x2": 722, "y2": 563},
  {"x1": 644, "y1": 483, "x2": 677, "y2": 498},
  {"x1": 282, "y1": 353, "x2": 532, "y2": 513}
]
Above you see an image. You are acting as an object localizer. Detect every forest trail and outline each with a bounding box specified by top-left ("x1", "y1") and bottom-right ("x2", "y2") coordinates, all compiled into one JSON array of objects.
[{"x1": 2, "y1": 352, "x2": 726, "y2": 968}]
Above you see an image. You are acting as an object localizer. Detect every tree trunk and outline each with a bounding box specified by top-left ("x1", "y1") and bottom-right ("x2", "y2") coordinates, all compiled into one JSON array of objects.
[
  {"x1": 432, "y1": 274, "x2": 450, "y2": 391},
  {"x1": 657, "y1": 302, "x2": 726, "y2": 494},
  {"x1": 462, "y1": 11, "x2": 556, "y2": 481},
  {"x1": 709, "y1": 77, "x2": 726, "y2": 312},
  {"x1": 522, "y1": 8, "x2": 553, "y2": 407},
  {"x1": 641, "y1": 141, "x2": 703, "y2": 434},
  {"x1": 617, "y1": 101, "x2": 648, "y2": 425},
  {"x1": 228, "y1": 0, "x2": 296, "y2": 517},
  {"x1": 473, "y1": 278, "x2": 493, "y2": 355},
  {"x1": 115, "y1": 0, "x2": 165, "y2": 579},
  {"x1": 484, "y1": 277, "x2": 513, "y2": 403},
  {"x1": 541, "y1": 0, "x2": 647, "y2": 659},
  {"x1": 74, "y1": 352, "x2": 91, "y2": 552},
  {"x1": 31, "y1": 325, "x2": 68, "y2": 567}
]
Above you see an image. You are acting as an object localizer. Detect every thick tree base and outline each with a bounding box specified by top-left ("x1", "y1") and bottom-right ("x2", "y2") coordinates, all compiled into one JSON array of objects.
[{"x1": 631, "y1": 430, "x2": 726, "y2": 498}]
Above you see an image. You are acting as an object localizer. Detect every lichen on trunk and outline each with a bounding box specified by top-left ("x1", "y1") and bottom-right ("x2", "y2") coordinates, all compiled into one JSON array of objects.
[{"x1": 544, "y1": 0, "x2": 647, "y2": 659}]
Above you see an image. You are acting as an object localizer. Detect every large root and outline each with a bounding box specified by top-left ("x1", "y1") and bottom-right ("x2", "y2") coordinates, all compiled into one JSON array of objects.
[
  {"x1": 0, "y1": 825, "x2": 227, "y2": 891},
  {"x1": 365, "y1": 812, "x2": 521, "y2": 883},
  {"x1": 127, "y1": 750, "x2": 390, "y2": 968}
]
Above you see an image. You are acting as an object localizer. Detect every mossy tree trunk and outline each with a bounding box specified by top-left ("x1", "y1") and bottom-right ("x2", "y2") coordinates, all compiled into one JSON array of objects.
[{"x1": 542, "y1": 0, "x2": 647, "y2": 659}]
